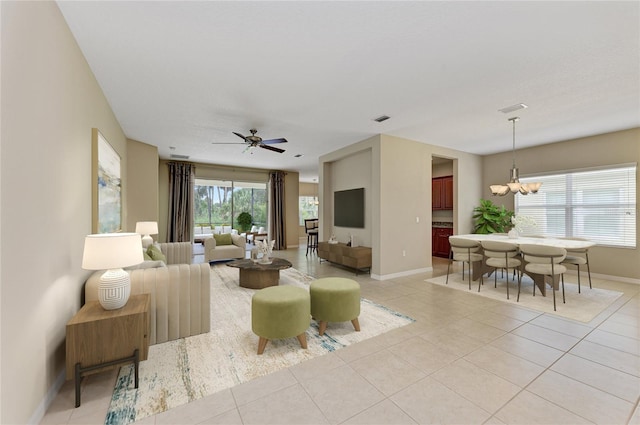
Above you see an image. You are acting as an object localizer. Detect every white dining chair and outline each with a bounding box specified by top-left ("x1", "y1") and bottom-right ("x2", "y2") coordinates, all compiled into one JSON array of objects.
[
  {"x1": 447, "y1": 237, "x2": 484, "y2": 290},
  {"x1": 519, "y1": 244, "x2": 567, "y2": 311},
  {"x1": 560, "y1": 237, "x2": 592, "y2": 293},
  {"x1": 481, "y1": 240, "x2": 521, "y2": 299}
]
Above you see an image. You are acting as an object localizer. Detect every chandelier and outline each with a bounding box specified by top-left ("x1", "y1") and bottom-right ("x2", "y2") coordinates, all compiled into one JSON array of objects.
[{"x1": 490, "y1": 117, "x2": 542, "y2": 196}]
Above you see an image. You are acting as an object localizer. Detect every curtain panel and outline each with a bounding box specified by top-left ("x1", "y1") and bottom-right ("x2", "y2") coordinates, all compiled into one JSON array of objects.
[
  {"x1": 167, "y1": 162, "x2": 195, "y2": 242},
  {"x1": 269, "y1": 171, "x2": 287, "y2": 250}
]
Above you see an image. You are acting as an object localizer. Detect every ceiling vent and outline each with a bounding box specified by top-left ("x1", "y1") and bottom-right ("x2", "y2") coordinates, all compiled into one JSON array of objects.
[
  {"x1": 498, "y1": 103, "x2": 528, "y2": 114},
  {"x1": 373, "y1": 115, "x2": 390, "y2": 123},
  {"x1": 170, "y1": 154, "x2": 190, "y2": 160}
]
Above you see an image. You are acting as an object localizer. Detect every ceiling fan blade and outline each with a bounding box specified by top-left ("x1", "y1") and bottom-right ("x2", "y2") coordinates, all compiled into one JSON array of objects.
[
  {"x1": 261, "y1": 138, "x2": 288, "y2": 145},
  {"x1": 260, "y1": 144, "x2": 285, "y2": 153},
  {"x1": 232, "y1": 131, "x2": 248, "y2": 140}
]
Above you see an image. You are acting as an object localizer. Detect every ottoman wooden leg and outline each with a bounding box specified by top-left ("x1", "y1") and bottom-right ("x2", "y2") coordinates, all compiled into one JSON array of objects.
[
  {"x1": 257, "y1": 337, "x2": 269, "y2": 355},
  {"x1": 351, "y1": 317, "x2": 360, "y2": 332},
  {"x1": 296, "y1": 333, "x2": 307, "y2": 349},
  {"x1": 318, "y1": 321, "x2": 328, "y2": 336}
]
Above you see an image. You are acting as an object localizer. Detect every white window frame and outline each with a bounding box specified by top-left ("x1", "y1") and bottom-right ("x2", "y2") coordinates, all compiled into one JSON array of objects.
[{"x1": 516, "y1": 163, "x2": 636, "y2": 248}]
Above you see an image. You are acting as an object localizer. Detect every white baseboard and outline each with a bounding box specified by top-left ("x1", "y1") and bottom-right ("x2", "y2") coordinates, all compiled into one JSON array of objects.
[
  {"x1": 29, "y1": 370, "x2": 66, "y2": 425},
  {"x1": 372, "y1": 267, "x2": 433, "y2": 281},
  {"x1": 564, "y1": 269, "x2": 640, "y2": 285}
]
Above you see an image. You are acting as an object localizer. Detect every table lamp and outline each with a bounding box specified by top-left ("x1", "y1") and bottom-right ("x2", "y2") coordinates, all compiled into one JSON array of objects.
[
  {"x1": 135, "y1": 221, "x2": 158, "y2": 248},
  {"x1": 82, "y1": 233, "x2": 144, "y2": 310}
]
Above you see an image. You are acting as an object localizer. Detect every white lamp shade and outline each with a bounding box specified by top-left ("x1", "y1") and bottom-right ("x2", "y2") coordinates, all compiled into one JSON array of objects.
[
  {"x1": 82, "y1": 233, "x2": 144, "y2": 270},
  {"x1": 135, "y1": 221, "x2": 158, "y2": 236}
]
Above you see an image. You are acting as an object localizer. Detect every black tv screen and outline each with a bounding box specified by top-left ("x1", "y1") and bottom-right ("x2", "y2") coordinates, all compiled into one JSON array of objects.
[{"x1": 334, "y1": 188, "x2": 365, "y2": 228}]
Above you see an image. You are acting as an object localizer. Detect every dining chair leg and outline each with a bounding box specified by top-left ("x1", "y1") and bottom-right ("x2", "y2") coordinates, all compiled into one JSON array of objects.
[
  {"x1": 561, "y1": 274, "x2": 566, "y2": 304},
  {"x1": 446, "y1": 260, "x2": 452, "y2": 285},
  {"x1": 506, "y1": 267, "x2": 510, "y2": 300},
  {"x1": 576, "y1": 264, "x2": 581, "y2": 293},
  {"x1": 467, "y1": 262, "x2": 472, "y2": 290},
  {"x1": 552, "y1": 282, "x2": 557, "y2": 311},
  {"x1": 586, "y1": 252, "x2": 592, "y2": 289}
]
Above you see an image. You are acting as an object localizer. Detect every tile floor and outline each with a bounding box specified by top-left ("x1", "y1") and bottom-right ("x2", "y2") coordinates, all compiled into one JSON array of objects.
[{"x1": 41, "y1": 243, "x2": 640, "y2": 425}]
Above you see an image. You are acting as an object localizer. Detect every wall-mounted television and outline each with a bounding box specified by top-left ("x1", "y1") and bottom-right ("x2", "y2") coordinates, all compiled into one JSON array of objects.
[{"x1": 334, "y1": 188, "x2": 365, "y2": 228}]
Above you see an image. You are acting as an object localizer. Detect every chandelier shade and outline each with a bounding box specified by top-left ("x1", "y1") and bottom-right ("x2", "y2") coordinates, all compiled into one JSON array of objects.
[{"x1": 490, "y1": 117, "x2": 542, "y2": 196}]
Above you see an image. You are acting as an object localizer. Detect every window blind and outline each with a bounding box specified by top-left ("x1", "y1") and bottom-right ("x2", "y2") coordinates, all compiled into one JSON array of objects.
[{"x1": 515, "y1": 164, "x2": 637, "y2": 248}]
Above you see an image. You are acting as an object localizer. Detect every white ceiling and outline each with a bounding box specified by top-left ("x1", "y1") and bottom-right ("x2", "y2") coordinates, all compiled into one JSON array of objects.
[{"x1": 57, "y1": 1, "x2": 639, "y2": 182}]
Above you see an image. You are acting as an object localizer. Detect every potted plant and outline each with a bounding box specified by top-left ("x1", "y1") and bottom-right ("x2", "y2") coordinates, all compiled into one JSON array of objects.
[
  {"x1": 472, "y1": 199, "x2": 514, "y2": 234},
  {"x1": 236, "y1": 212, "x2": 253, "y2": 232}
]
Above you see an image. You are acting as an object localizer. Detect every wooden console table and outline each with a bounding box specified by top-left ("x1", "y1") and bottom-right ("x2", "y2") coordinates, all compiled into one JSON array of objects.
[
  {"x1": 318, "y1": 242, "x2": 372, "y2": 274},
  {"x1": 66, "y1": 294, "x2": 150, "y2": 407}
]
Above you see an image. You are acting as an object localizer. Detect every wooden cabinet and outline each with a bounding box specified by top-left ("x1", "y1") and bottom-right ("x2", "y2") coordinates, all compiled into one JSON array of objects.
[
  {"x1": 66, "y1": 294, "x2": 150, "y2": 406},
  {"x1": 432, "y1": 227, "x2": 453, "y2": 258},
  {"x1": 432, "y1": 176, "x2": 453, "y2": 210},
  {"x1": 318, "y1": 242, "x2": 372, "y2": 274}
]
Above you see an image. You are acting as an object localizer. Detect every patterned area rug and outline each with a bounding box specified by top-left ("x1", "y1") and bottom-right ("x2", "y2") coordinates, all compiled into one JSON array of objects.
[
  {"x1": 105, "y1": 265, "x2": 414, "y2": 424},
  {"x1": 426, "y1": 272, "x2": 623, "y2": 323}
]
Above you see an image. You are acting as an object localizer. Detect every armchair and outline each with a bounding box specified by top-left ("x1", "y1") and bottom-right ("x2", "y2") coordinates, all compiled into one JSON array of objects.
[{"x1": 204, "y1": 233, "x2": 246, "y2": 262}]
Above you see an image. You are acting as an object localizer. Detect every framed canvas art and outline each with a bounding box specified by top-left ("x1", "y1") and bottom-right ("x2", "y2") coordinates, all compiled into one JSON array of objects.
[{"x1": 92, "y1": 128, "x2": 121, "y2": 233}]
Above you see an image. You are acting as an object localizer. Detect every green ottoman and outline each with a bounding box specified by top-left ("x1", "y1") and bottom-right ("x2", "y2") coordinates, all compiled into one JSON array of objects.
[
  {"x1": 310, "y1": 277, "x2": 361, "y2": 336},
  {"x1": 251, "y1": 286, "x2": 310, "y2": 354}
]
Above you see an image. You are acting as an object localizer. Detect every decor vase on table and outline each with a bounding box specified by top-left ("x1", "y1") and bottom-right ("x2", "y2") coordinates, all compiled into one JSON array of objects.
[
  {"x1": 256, "y1": 239, "x2": 275, "y2": 264},
  {"x1": 508, "y1": 229, "x2": 519, "y2": 239}
]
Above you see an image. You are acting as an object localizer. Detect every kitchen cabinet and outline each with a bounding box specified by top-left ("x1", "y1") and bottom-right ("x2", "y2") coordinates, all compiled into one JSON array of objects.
[
  {"x1": 432, "y1": 176, "x2": 453, "y2": 210},
  {"x1": 432, "y1": 227, "x2": 453, "y2": 258}
]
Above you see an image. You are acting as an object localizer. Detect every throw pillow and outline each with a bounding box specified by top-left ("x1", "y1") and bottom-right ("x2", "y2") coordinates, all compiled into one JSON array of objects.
[
  {"x1": 214, "y1": 233, "x2": 232, "y2": 246},
  {"x1": 147, "y1": 244, "x2": 167, "y2": 262},
  {"x1": 143, "y1": 249, "x2": 152, "y2": 261}
]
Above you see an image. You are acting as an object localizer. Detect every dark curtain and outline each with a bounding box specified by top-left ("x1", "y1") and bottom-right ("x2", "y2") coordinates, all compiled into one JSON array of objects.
[
  {"x1": 167, "y1": 162, "x2": 195, "y2": 242},
  {"x1": 269, "y1": 170, "x2": 287, "y2": 250}
]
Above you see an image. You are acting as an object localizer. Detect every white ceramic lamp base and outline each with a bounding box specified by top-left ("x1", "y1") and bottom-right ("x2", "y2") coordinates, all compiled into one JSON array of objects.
[
  {"x1": 98, "y1": 268, "x2": 131, "y2": 310},
  {"x1": 141, "y1": 234, "x2": 153, "y2": 249}
]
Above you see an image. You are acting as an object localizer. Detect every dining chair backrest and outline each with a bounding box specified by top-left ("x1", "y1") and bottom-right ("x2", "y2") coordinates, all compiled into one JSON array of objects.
[
  {"x1": 481, "y1": 240, "x2": 519, "y2": 258},
  {"x1": 449, "y1": 236, "x2": 481, "y2": 253},
  {"x1": 560, "y1": 237, "x2": 590, "y2": 253},
  {"x1": 519, "y1": 244, "x2": 566, "y2": 264},
  {"x1": 304, "y1": 219, "x2": 319, "y2": 233}
]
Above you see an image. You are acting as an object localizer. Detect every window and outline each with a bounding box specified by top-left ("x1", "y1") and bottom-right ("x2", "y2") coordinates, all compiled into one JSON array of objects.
[
  {"x1": 194, "y1": 179, "x2": 267, "y2": 229},
  {"x1": 299, "y1": 196, "x2": 318, "y2": 225},
  {"x1": 516, "y1": 164, "x2": 636, "y2": 248}
]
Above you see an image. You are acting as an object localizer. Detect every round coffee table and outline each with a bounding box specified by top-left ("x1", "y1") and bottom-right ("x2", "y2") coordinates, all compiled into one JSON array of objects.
[{"x1": 227, "y1": 258, "x2": 293, "y2": 289}]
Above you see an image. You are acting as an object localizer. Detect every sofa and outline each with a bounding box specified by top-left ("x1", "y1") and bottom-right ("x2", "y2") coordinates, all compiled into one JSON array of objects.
[
  {"x1": 85, "y1": 242, "x2": 211, "y2": 345},
  {"x1": 204, "y1": 233, "x2": 246, "y2": 262}
]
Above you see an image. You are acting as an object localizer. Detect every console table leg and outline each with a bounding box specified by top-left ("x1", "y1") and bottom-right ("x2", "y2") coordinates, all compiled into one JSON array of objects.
[
  {"x1": 134, "y1": 349, "x2": 139, "y2": 389},
  {"x1": 74, "y1": 363, "x2": 81, "y2": 408}
]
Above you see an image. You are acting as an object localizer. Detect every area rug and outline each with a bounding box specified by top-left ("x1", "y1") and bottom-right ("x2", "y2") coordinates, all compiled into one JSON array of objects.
[
  {"x1": 425, "y1": 272, "x2": 622, "y2": 323},
  {"x1": 105, "y1": 265, "x2": 414, "y2": 425}
]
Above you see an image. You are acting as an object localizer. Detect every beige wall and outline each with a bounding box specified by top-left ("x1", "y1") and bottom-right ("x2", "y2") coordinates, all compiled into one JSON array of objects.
[
  {"x1": 483, "y1": 128, "x2": 640, "y2": 280},
  {"x1": 320, "y1": 134, "x2": 483, "y2": 279},
  {"x1": 0, "y1": 2, "x2": 127, "y2": 423},
  {"x1": 126, "y1": 139, "x2": 159, "y2": 234}
]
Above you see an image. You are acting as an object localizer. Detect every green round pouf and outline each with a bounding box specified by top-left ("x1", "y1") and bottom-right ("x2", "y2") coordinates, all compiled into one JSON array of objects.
[
  {"x1": 251, "y1": 286, "x2": 310, "y2": 354},
  {"x1": 310, "y1": 277, "x2": 361, "y2": 335}
]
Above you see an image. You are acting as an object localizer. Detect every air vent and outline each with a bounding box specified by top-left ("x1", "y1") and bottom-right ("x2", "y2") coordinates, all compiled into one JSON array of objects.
[
  {"x1": 294, "y1": 154, "x2": 304, "y2": 158},
  {"x1": 170, "y1": 154, "x2": 190, "y2": 160},
  {"x1": 498, "y1": 103, "x2": 528, "y2": 114},
  {"x1": 373, "y1": 115, "x2": 390, "y2": 123}
]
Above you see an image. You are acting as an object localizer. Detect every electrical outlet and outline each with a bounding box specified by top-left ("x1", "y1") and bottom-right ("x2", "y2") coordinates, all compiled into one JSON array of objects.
[
  {"x1": 416, "y1": 216, "x2": 420, "y2": 223},
  {"x1": 402, "y1": 250, "x2": 406, "y2": 257}
]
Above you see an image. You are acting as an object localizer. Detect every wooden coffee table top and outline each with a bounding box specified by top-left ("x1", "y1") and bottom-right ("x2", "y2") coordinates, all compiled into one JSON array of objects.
[{"x1": 227, "y1": 258, "x2": 292, "y2": 271}]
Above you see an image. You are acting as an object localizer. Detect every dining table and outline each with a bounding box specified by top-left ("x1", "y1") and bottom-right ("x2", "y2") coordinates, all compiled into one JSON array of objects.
[{"x1": 453, "y1": 234, "x2": 595, "y2": 296}]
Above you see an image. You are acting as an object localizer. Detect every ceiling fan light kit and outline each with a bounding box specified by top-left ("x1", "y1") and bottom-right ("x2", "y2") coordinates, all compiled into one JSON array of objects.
[{"x1": 490, "y1": 116, "x2": 542, "y2": 196}]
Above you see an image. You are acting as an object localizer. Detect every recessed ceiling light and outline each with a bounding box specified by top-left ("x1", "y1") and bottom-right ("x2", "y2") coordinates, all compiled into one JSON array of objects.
[
  {"x1": 498, "y1": 103, "x2": 528, "y2": 114},
  {"x1": 373, "y1": 115, "x2": 390, "y2": 123}
]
